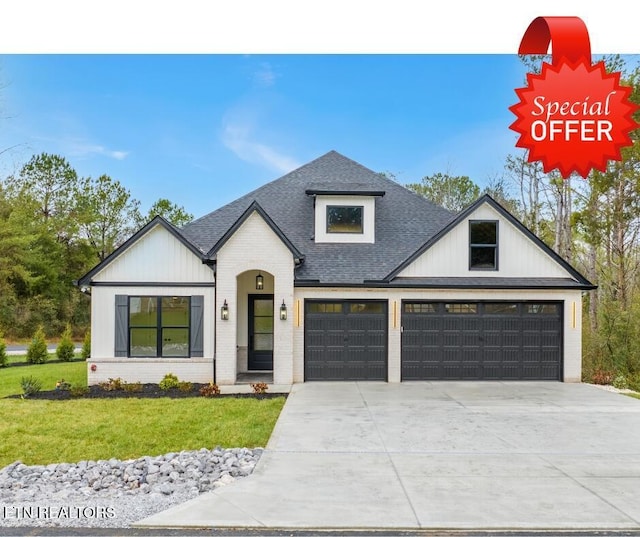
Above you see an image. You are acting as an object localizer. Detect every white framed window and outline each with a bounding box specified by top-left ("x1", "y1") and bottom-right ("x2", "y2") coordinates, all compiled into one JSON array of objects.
[{"x1": 314, "y1": 195, "x2": 375, "y2": 243}]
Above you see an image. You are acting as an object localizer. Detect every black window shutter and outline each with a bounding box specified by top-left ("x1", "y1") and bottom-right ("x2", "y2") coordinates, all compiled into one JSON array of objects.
[
  {"x1": 114, "y1": 295, "x2": 129, "y2": 357},
  {"x1": 190, "y1": 295, "x2": 204, "y2": 357}
]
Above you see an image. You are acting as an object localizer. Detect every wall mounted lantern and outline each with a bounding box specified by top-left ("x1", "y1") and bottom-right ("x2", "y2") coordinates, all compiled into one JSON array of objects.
[
  {"x1": 280, "y1": 300, "x2": 287, "y2": 321},
  {"x1": 221, "y1": 300, "x2": 229, "y2": 321},
  {"x1": 256, "y1": 273, "x2": 264, "y2": 290}
]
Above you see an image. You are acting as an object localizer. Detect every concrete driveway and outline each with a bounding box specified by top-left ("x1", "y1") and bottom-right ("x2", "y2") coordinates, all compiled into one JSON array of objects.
[{"x1": 137, "y1": 382, "x2": 640, "y2": 530}]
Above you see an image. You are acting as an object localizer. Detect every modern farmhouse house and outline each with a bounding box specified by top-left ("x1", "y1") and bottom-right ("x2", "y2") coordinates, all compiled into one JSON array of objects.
[{"x1": 77, "y1": 151, "x2": 594, "y2": 385}]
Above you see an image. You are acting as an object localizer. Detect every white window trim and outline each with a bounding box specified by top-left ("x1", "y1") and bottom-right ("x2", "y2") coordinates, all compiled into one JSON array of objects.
[{"x1": 314, "y1": 195, "x2": 376, "y2": 243}]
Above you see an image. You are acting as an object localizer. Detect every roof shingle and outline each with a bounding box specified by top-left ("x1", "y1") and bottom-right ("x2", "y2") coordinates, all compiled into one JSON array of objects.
[{"x1": 181, "y1": 151, "x2": 455, "y2": 283}]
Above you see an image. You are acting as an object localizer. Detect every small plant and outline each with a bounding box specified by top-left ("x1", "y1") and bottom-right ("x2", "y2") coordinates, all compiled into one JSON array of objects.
[
  {"x1": 123, "y1": 381, "x2": 143, "y2": 392},
  {"x1": 0, "y1": 331, "x2": 7, "y2": 368},
  {"x1": 199, "y1": 382, "x2": 220, "y2": 397},
  {"x1": 21, "y1": 376, "x2": 42, "y2": 397},
  {"x1": 591, "y1": 369, "x2": 615, "y2": 385},
  {"x1": 55, "y1": 379, "x2": 71, "y2": 391},
  {"x1": 81, "y1": 330, "x2": 91, "y2": 359},
  {"x1": 178, "y1": 381, "x2": 193, "y2": 393},
  {"x1": 70, "y1": 385, "x2": 89, "y2": 397},
  {"x1": 26, "y1": 326, "x2": 48, "y2": 364},
  {"x1": 99, "y1": 377, "x2": 124, "y2": 391},
  {"x1": 627, "y1": 373, "x2": 640, "y2": 392},
  {"x1": 159, "y1": 373, "x2": 180, "y2": 390},
  {"x1": 251, "y1": 382, "x2": 269, "y2": 395},
  {"x1": 613, "y1": 375, "x2": 629, "y2": 390},
  {"x1": 56, "y1": 324, "x2": 75, "y2": 362}
]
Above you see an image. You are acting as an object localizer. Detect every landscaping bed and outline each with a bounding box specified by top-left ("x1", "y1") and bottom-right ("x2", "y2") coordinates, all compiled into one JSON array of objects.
[{"x1": 6, "y1": 383, "x2": 286, "y2": 400}]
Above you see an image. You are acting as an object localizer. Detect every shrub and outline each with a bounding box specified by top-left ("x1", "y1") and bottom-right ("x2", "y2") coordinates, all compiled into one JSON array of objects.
[
  {"x1": 199, "y1": 382, "x2": 220, "y2": 397},
  {"x1": 178, "y1": 381, "x2": 193, "y2": 393},
  {"x1": 251, "y1": 382, "x2": 269, "y2": 395},
  {"x1": 55, "y1": 379, "x2": 71, "y2": 391},
  {"x1": 70, "y1": 385, "x2": 89, "y2": 397},
  {"x1": 56, "y1": 324, "x2": 75, "y2": 362},
  {"x1": 21, "y1": 376, "x2": 42, "y2": 397},
  {"x1": 627, "y1": 373, "x2": 640, "y2": 392},
  {"x1": 81, "y1": 330, "x2": 91, "y2": 360},
  {"x1": 159, "y1": 373, "x2": 180, "y2": 391},
  {"x1": 591, "y1": 369, "x2": 615, "y2": 385},
  {"x1": 613, "y1": 375, "x2": 628, "y2": 390},
  {"x1": 0, "y1": 331, "x2": 7, "y2": 368},
  {"x1": 123, "y1": 381, "x2": 143, "y2": 392},
  {"x1": 26, "y1": 326, "x2": 48, "y2": 364},
  {"x1": 99, "y1": 377, "x2": 124, "y2": 391}
]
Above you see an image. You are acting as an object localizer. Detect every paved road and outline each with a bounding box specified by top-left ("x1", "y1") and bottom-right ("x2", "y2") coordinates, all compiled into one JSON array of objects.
[
  {"x1": 138, "y1": 381, "x2": 640, "y2": 530},
  {"x1": 6, "y1": 345, "x2": 82, "y2": 356}
]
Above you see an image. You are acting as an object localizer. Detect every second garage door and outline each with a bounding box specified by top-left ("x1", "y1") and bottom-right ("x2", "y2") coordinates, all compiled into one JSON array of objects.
[
  {"x1": 305, "y1": 300, "x2": 387, "y2": 381},
  {"x1": 402, "y1": 301, "x2": 562, "y2": 381}
]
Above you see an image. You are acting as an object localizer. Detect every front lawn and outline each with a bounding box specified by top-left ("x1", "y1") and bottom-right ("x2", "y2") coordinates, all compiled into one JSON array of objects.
[
  {"x1": 0, "y1": 361, "x2": 87, "y2": 398},
  {"x1": 0, "y1": 362, "x2": 285, "y2": 467}
]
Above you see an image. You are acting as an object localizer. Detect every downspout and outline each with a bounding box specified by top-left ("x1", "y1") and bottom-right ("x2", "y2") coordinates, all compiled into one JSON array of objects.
[
  {"x1": 213, "y1": 268, "x2": 217, "y2": 385},
  {"x1": 205, "y1": 259, "x2": 217, "y2": 385}
]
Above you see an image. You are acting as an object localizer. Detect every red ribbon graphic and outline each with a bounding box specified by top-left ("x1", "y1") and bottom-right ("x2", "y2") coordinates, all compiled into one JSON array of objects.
[
  {"x1": 509, "y1": 16, "x2": 639, "y2": 178},
  {"x1": 518, "y1": 16, "x2": 591, "y2": 66}
]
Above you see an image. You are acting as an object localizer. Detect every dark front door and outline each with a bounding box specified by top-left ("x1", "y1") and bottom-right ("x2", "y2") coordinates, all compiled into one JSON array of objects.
[{"x1": 248, "y1": 294, "x2": 274, "y2": 370}]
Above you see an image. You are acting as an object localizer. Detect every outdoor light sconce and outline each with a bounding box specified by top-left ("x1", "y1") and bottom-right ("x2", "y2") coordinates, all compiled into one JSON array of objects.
[
  {"x1": 256, "y1": 273, "x2": 264, "y2": 290},
  {"x1": 221, "y1": 300, "x2": 229, "y2": 321},
  {"x1": 280, "y1": 300, "x2": 287, "y2": 321}
]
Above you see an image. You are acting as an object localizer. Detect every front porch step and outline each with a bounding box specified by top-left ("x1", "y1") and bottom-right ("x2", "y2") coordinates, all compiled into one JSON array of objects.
[{"x1": 236, "y1": 372, "x2": 274, "y2": 384}]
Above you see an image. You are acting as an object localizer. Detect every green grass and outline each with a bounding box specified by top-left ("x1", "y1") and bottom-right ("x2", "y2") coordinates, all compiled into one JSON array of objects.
[
  {"x1": 0, "y1": 361, "x2": 87, "y2": 398},
  {"x1": 0, "y1": 397, "x2": 285, "y2": 467},
  {"x1": 625, "y1": 392, "x2": 640, "y2": 400},
  {"x1": 0, "y1": 361, "x2": 285, "y2": 467}
]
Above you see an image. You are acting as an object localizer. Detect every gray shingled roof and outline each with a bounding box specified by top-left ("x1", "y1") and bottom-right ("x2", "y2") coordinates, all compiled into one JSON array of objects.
[{"x1": 181, "y1": 151, "x2": 456, "y2": 284}]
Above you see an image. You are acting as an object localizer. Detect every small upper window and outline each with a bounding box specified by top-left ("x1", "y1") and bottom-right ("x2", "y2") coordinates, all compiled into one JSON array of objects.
[
  {"x1": 326, "y1": 206, "x2": 363, "y2": 234},
  {"x1": 469, "y1": 220, "x2": 498, "y2": 270}
]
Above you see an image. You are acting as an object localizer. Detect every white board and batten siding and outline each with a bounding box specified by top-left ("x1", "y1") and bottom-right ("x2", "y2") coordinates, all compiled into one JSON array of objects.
[
  {"x1": 88, "y1": 224, "x2": 215, "y2": 385},
  {"x1": 398, "y1": 204, "x2": 570, "y2": 279},
  {"x1": 92, "y1": 224, "x2": 213, "y2": 283}
]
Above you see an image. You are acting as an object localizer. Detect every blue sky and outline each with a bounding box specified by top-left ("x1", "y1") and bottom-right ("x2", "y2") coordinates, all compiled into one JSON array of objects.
[{"x1": 0, "y1": 54, "x2": 531, "y2": 218}]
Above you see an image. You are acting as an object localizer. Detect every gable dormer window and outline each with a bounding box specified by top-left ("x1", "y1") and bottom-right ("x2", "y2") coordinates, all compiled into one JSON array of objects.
[
  {"x1": 327, "y1": 206, "x2": 364, "y2": 234},
  {"x1": 306, "y1": 187, "x2": 384, "y2": 244}
]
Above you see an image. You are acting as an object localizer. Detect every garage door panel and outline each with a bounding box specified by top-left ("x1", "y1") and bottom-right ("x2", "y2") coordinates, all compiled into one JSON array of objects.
[
  {"x1": 305, "y1": 300, "x2": 387, "y2": 381},
  {"x1": 402, "y1": 301, "x2": 562, "y2": 381}
]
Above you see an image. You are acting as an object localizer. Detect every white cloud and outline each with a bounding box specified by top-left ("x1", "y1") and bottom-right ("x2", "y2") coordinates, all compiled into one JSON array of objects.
[
  {"x1": 64, "y1": 140, "x2": 129, "y2": 160},
  {"x1": 221, "y1": 119, "x2": 300, "y2": 174},
  {"x1": 253, "y1": 62, "x2": 277, "y2": 87}
]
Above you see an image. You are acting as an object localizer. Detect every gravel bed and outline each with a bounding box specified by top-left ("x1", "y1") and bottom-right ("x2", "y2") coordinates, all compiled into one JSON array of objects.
[{"x1": 0, "y1": 447, "x2": 262, "y2": 528}]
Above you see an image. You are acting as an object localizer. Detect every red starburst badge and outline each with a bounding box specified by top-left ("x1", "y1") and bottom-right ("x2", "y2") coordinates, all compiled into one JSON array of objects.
[{"x1": 509, "y1": 17, "x2": 639, "y2": 178}]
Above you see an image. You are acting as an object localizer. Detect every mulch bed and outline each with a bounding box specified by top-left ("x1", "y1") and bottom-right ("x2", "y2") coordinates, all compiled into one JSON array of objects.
[{"x1": 6, "y1": 383, "x2": 287, "y2": 400}]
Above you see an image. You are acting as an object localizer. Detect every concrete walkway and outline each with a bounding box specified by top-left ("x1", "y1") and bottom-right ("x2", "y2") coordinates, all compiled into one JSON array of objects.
[{"x1": 137, "y1": 382, "x2": 640, "y2": 530}]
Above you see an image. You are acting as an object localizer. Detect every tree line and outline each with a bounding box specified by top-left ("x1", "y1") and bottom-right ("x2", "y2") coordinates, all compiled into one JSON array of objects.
[
  {"x1": 1, "y1": 57, "x2": 638, "y2": 385},
  {"x1": 0, "y1": 153, "x2": 192, "y2": 339},
  {"x1": 405, "y1": 58, "x2": 640, "y2": 385}
]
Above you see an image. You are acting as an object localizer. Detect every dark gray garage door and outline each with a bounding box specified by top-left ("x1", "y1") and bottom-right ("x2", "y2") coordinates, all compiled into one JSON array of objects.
[
  {"x1": 305, "y1": 300, "x2": 387, "y2": 381},
  {"x1": 402, "y1": 302, "x2": 562, "y2": 381}
]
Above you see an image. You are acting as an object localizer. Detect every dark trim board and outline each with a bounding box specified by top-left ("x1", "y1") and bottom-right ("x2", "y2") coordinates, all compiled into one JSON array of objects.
[
  {"x1": 294, "y1": 278, "x2": 594, "y2": 290},
  {"x1": 91, "y1": 282, "x2": 215, "y2": 287}
]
